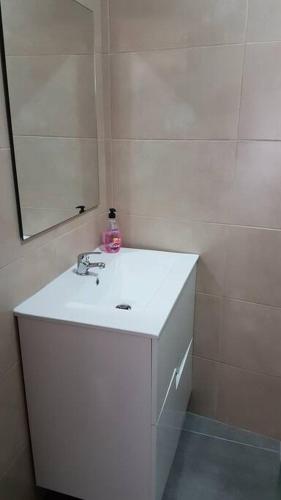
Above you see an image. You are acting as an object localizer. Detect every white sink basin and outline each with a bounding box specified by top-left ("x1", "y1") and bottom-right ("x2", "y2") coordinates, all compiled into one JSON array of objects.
[
  {"x1": 15, "y1": 247, "x2": 198, "y2": 337},
  {"x1": 15, "y1": 247, "x2": 199, "y2": 500}
]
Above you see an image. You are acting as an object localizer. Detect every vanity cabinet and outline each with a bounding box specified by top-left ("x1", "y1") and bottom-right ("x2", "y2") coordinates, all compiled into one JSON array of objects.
[{"x1": 16, "y1": 251, "x2": 197, "y2": 500}]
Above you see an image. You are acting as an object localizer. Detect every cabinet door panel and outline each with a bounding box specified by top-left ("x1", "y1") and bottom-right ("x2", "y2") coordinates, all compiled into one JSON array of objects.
[
  {"x1": 153, "y1": 268, "x2": 196, "y2": 422},
  {"x1": 155, "y1": 342, "x2": 192, "y2": 500},
  {"x1": 19, "y1": 318, "x2": 153, "y2": 500}
]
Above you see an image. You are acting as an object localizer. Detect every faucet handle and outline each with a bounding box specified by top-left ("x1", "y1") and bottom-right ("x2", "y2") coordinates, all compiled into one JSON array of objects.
[
  {"x1": 78, "y1": 251, "x2": 102, "y2": 262},
  {"x1": 95, "y1": 262, "x2": 106, "y2": 269},
  {"x1": 77, "y1": 251, "x2": 105, "y2": 275}
]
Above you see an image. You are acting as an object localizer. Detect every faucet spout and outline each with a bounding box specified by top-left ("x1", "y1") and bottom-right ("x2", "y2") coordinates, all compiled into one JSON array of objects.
[{"x1": 76, "y1": 252, "x2": 106, "y2": 276}]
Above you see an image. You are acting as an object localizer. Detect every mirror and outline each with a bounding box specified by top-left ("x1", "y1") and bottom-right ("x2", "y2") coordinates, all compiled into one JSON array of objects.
[{"x1": 0, "y1": 0, "x2": 99, "y2": 239}]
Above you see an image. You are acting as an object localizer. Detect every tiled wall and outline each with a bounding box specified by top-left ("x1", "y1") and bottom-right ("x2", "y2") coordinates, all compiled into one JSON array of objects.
[
  {"x1": 0, "y1": 0, "x2": 110, "y2": 498},
  {"x1": 109, "y1": 0, "x2": 281, "y2": 439}
]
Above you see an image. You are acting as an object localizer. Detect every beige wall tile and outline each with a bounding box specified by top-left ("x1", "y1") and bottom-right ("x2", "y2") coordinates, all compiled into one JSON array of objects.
[
  {"x1": 0, "y1": 148, "x2": 24, "y2": 268},
  {"x1": 95, "y1": 139, "x2": 111, "y2": 213},
  {"x1": 95, "y1": 54, "x2": 111, "y2": 140},
  {"x1": 189, "y1": 356, "x2": 218, "y2": 418},
  {"x1": 99, "y1": 0, "x2": 110, "y2": 55},
  {"x1": 19, "y1": 139, "x2": 107, "y2": 238},
  {"x1": 0, "y1": 244, "x2": 58, "y2": 321},
  {"x1": 0, "y1": 75, "x2": 9, "y2": 148},
  {"x1": 1, "y1": 0, "x2": 94, "y2": 56},
  {"x1": 0, "y1": 315, "x2": 19, "y2": 377},
  {"x1": 225, "y1": 227, "x2": 281, "y2": 308},
  {"x1": 77, "y1": 0, "x2": 94, "y2": 9},
  {"x1": 110, "y1": 0, "x2": 247, "y2": 52},
  {"x1": 7, "y1": 55, "x2": 97, "y2": 138},
  {"x1": 221, "y1": 299, "x2": 281, "y2": 378},
  {"x1": 217, "y1": 364, "x2": 281, "y2": 439},
  {"x1": 22, "y1": 208, "x2": 77, "y2": 238},
  {"x1": 247, "y1": 0, "x2": 281, "y2": 42},
  {"x1": 0, "y1": 364, "x2": 28, "y2": 476},
  {"x1": 239, "y1": 43, "x2": 281, "y2": 140},
  {"x1": 119, "y1": 213, "x2": 194, "y2": 252},
  {"x1": 112, "y1": 140, "x2": 236, "y2": 222},
  {"x1": 185, "y1": 223, "x2": 228, "y2": 296},
  {"x1": 83, "y1": 0, "x2": 109, "y2": 53},
  {"x1": 119, "y1": 214, "x2": 228, "y2": 296},
  {"x1": 0, "y1": 447, "x2": 40, "y2": 500},
  {"x1": 194, "y1": 293, "x2": 222, "y2": 361},
  {"x1": 15, "y1": 137, "x2": 99, "y2": 210},
  {"x1": 226, "y1": 141, "x2": 281, "y2": 229},
  {"x1": 53, "y1": 218, "x2": 100, "y2": 274},
  {"x1": 104, "y1": 139, "x2": 113, "y2": 208},
  {"x1": 111, "y1": 45, "x2": 244, "y2": 139}
]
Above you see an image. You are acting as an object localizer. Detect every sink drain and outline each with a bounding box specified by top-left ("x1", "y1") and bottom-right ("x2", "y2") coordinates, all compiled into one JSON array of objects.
[{"x1": 116, "y1": 304, "x2": 132, "y2": 311}]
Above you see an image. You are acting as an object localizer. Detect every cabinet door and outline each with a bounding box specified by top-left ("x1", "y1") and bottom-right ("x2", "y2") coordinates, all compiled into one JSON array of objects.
[
  {"x1": 19, "y1": 318, "x2": 153, "y2": 500},
  {"x1": 155, "y1": 341, "x2": 193, "y2": 500},
  {"x1": 153, "y1": 267, "x2": 196, "y2": 423}
]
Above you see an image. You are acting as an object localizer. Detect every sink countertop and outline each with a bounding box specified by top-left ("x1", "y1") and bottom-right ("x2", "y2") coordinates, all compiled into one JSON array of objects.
[{"x1": 14, "y1": 248, "x2": 198, "y2": 338}]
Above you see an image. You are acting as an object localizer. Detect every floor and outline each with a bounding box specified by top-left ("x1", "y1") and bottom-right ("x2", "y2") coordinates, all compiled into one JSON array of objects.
[
  {"x1": 163, "y1": 413, "x2": 281, "y2": 500},
  {"x1": 43, "y1": 413, "x2": 281, "y2": 500}
]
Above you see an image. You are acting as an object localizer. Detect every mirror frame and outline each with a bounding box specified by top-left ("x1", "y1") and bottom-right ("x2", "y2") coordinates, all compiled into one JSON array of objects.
[
  {"x1": 0, "y1": 2, "x2": 24, "y2": 238},
  {"x1": 0, "y1": 1, "x2": 100, "y2": 241}
]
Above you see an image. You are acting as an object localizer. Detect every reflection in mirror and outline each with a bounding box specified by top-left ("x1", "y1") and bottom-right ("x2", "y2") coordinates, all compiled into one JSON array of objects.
[{"x1": 1, "y1": 0, "x2": 99, "y2": 239}]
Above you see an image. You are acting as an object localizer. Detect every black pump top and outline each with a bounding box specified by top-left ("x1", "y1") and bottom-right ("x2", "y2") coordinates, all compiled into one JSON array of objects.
[{"x1": 108, "y1": 208, "x2": 116, "y2": 219}]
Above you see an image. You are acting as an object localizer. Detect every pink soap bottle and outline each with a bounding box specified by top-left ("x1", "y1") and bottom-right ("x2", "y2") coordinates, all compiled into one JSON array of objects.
[{"x1": 102, "y1": 208, "x2": 122, "y2": 253}]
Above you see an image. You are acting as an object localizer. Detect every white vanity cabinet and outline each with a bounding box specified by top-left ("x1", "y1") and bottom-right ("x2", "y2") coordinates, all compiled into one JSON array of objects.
[
  {"x1": 153, "y1": 268, "x2": 195, "y2": 500},
  {"x1": 15, "y1": 249, "x2": 198, "y2": 500}
]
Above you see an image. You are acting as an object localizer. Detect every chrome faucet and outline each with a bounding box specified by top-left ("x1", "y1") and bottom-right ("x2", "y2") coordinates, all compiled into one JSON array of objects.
[{"x1": 76, "y1": 252, "x2": 106, "y2": 276}]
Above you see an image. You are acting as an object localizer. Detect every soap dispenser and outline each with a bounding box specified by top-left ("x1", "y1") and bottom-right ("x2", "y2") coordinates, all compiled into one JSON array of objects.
[{"x1": 102, "y1": 208, "x2": 122, "y2": 253}]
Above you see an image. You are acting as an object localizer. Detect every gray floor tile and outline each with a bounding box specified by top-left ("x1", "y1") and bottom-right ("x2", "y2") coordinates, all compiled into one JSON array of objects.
[
  {"x1": 184, "y1": 412, "x2": 280, "y2": 451},
  {"x1": 163, "y1": 431, "x2": 281, "y2": 500},
  {"x1": 42, "y1": 414, "x2": 281, "y2": 500}
]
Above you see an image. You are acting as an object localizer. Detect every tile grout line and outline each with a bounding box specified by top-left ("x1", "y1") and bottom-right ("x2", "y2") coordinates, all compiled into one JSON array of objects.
[
  {"x1": 196, "y1": 291, "x2": 281, "y2": 315},
  {"x1": 193, "y1": 353, "x2": 281, "y2": 383},
  {"x1": 107, "y1": 0, "x2": 111, "y2": 55},
  {"x1": 216, "y1": 281, "x2": 225, "y2": 410},
  {"x1": 236, "y1": 0, "x2": 249, "y2": 140},
  {"x1": 6, "y1": 52, "x2": 101, "y2": 57},
  {"x1": 111, "y1": 138, "x2": 281, "y2": 142},
  {"x1": 118, "y1": 210, "x2": 281, "y2": 233},
  {"x1": 181, "y1": 428, "x2": 280, "y2": 455},
  {"x1": 109, "y1": 42, "x2": 244, "y2": 55},
  {"x1": 109, "y1": 40, "x2": 281, "y2": 56},
  {"x1": 107, "y1": 0, "x2": 115, "y2": 208},
  {"x1": 187, "y1": 410, "x2": 275, "y2": 438},
  {"x1": 12, "y1": 135, "x2": 98, "y2": 139},
  {"x1": 107, "y1": 0, "x2": 115, "y2": 207}
]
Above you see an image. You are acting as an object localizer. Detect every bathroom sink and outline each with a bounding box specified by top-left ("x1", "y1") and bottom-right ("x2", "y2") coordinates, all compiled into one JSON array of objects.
[
  {"x1": 15, "y1": 247, "x2": 198, "y2": 500},
  {"x1": 15, "y1": 247, "x2": 198, "y2": 336}
]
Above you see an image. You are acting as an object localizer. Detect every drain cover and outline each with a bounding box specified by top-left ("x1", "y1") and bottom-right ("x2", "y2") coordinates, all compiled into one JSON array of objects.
[{"x1": 116, "y1": 304, "x2": 132, "y2": 311}]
